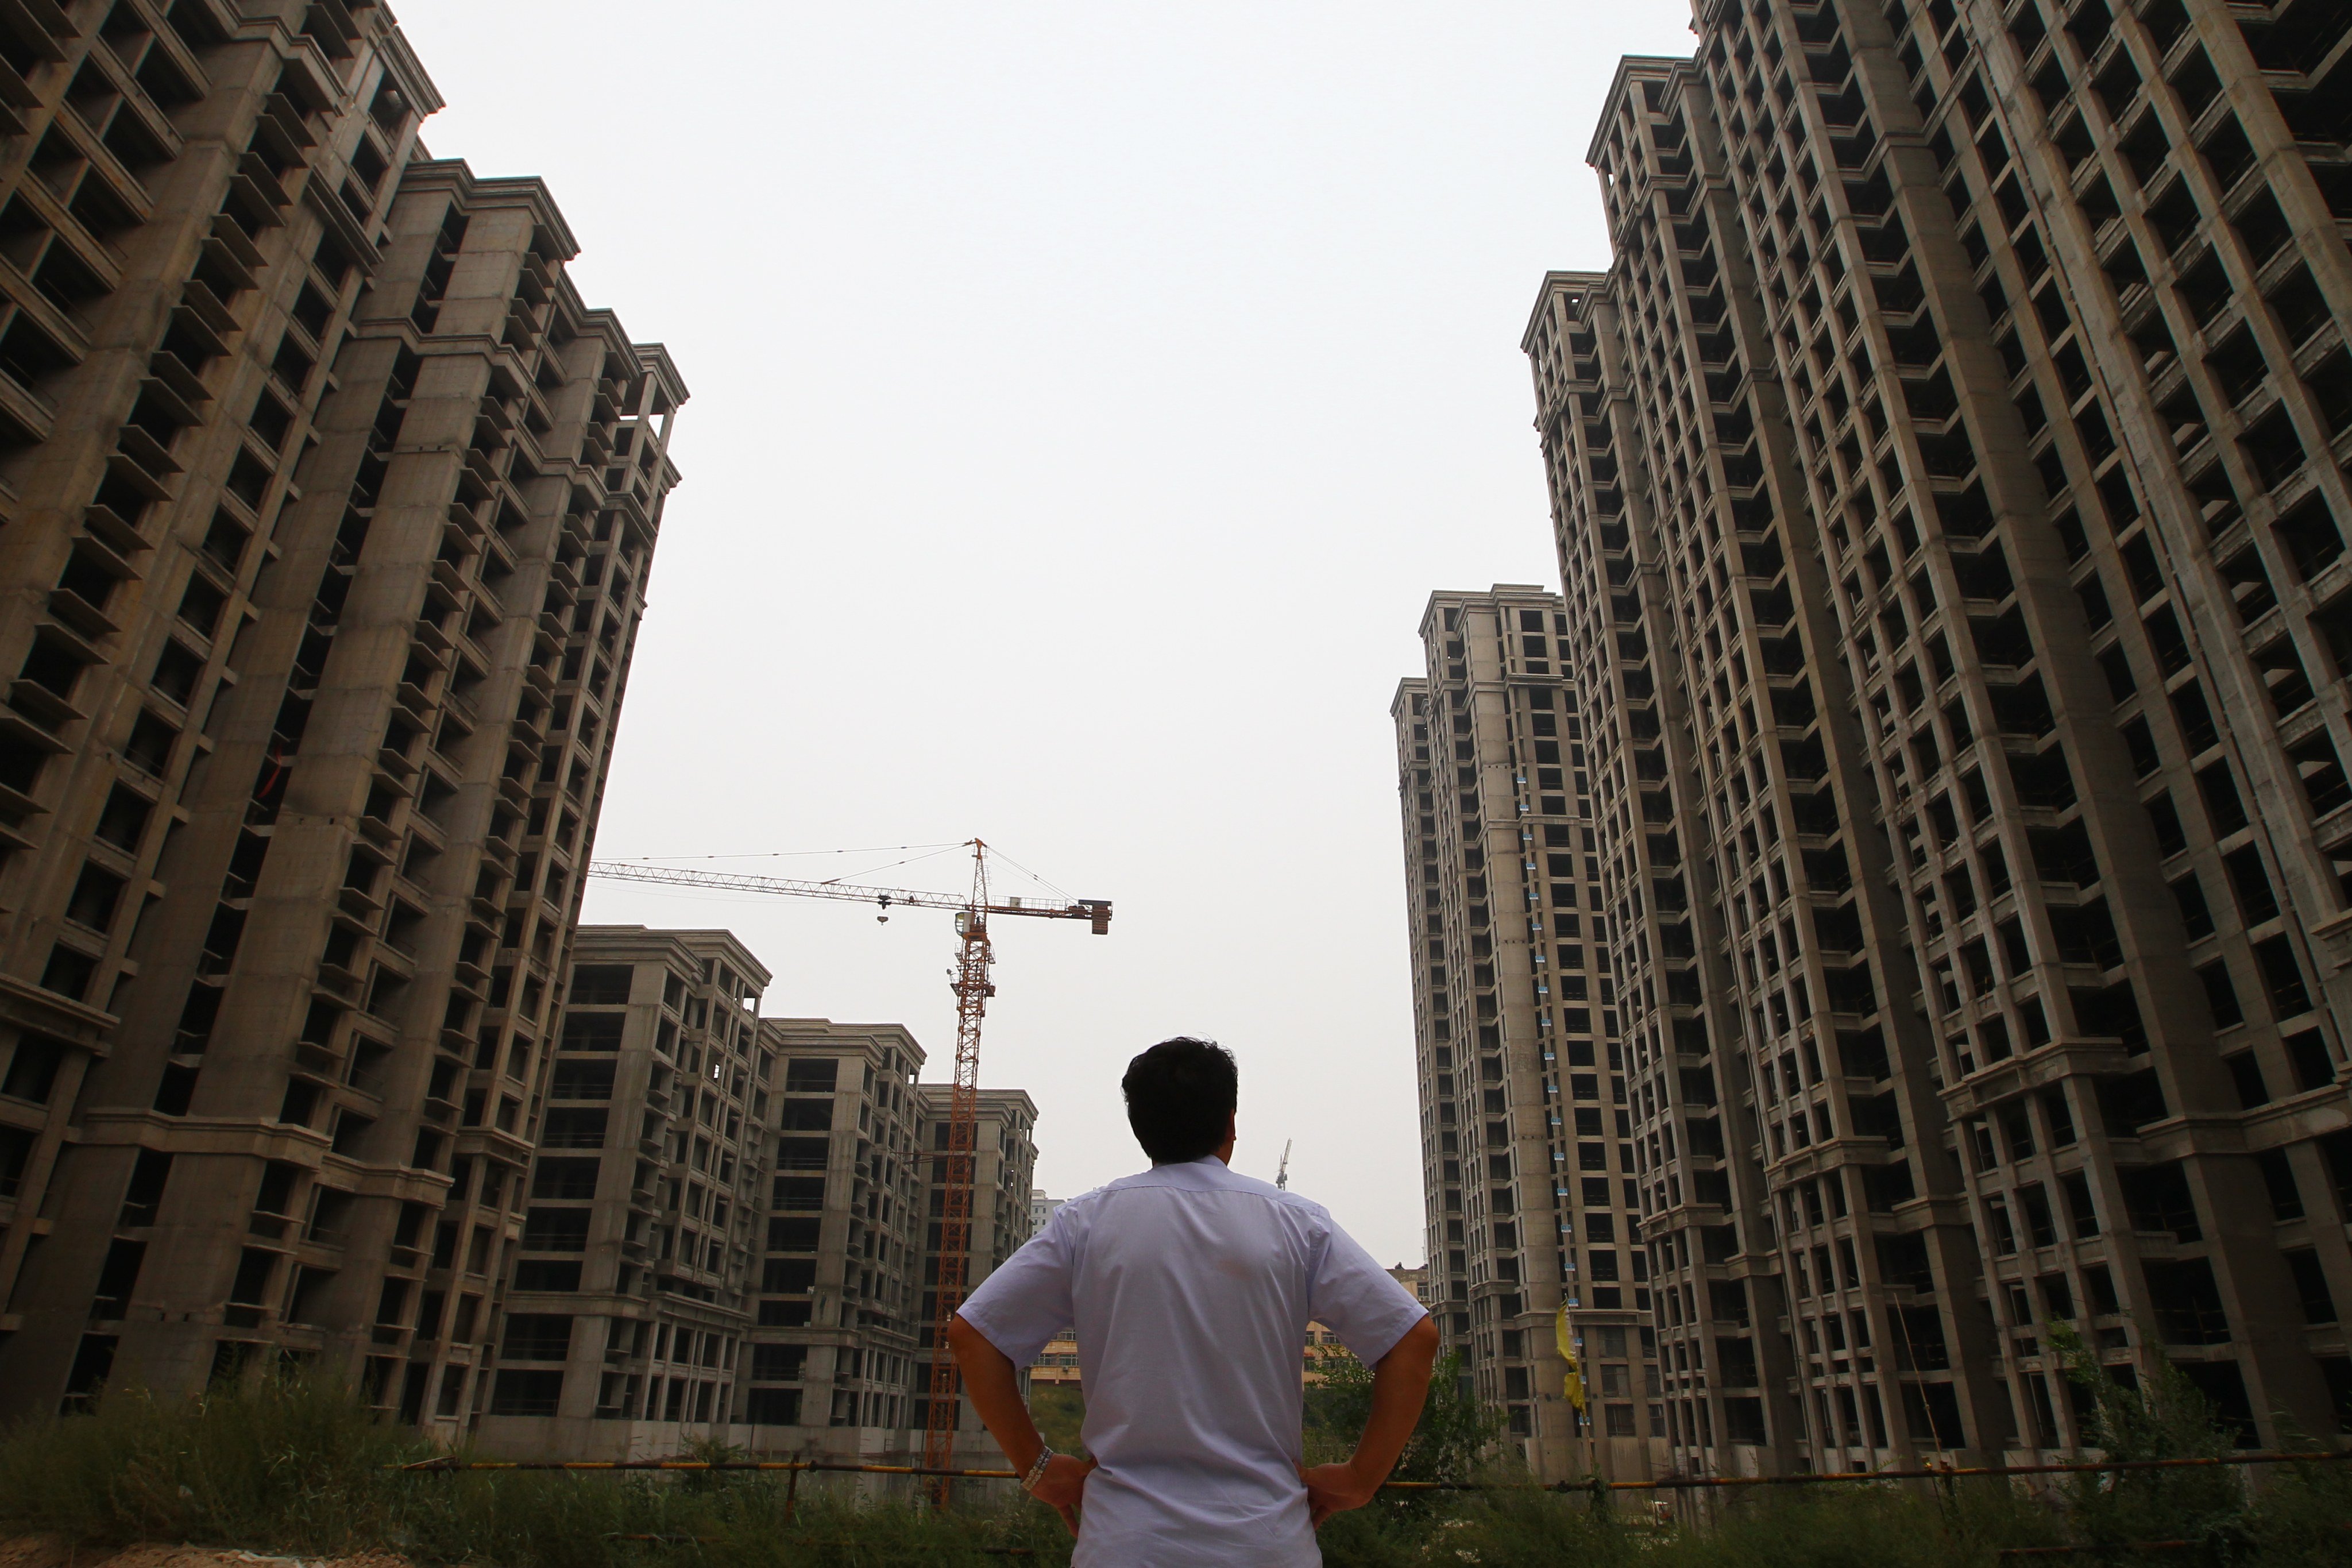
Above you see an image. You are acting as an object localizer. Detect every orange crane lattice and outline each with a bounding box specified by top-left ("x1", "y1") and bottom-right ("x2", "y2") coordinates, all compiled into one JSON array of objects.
[{"x1": 586, "y1": 841, "x2": 1111, "y2": 1497}]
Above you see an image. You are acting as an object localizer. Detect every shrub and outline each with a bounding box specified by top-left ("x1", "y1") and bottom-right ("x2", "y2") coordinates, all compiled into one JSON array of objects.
[
  {"x1": 2049, "y1": 1320, "x2": 2251, "y2": 1561},
  {"x1": 0, "y1": 1368, "x2": 423, "y2": 1551},
  {"x1": 1304, "y1": 1350, "x2": 1504, "y2": 1482}
]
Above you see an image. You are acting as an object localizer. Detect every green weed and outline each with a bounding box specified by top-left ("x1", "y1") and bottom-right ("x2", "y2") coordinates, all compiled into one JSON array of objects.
[{"x1": 2, "y1": 1372, "x2": 2345, "y2": 1568}]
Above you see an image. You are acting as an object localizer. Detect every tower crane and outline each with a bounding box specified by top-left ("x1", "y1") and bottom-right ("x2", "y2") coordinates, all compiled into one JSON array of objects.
[
  {"x1": 1275, "y1": 1139, "x2": 1292, "y2": 1191},
  {"x1": 586, "y1": 841, "x2": 1111, "y2": 1496}
]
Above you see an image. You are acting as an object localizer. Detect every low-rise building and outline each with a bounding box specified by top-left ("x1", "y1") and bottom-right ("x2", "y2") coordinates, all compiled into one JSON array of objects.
[
  {"x1": 1388, "y1": 1264, "x2": 1431, "y2": 1311},
  {"x1": 1303, "y1": 1323, "x2": 1350, "y2": 1384},
  {"x1": 1030, "y1": 1330, "x2": 1082, "y2": 1389}
]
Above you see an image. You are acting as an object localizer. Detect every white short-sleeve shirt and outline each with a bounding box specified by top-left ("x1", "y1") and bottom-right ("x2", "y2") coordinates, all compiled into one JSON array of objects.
[{"x1": 955, "y1": 1156, "x2": 1429, "y2": 1568}]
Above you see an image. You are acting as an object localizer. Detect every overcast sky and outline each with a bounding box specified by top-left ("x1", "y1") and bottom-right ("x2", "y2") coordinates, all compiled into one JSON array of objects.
[{"x1": 395, "y1": 0, "x2": 1697, "y2": 1265}]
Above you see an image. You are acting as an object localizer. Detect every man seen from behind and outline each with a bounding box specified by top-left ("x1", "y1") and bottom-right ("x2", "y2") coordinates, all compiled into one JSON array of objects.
[{"x1": 947, "y1": 1037, "x2": 1440, "y2": 1566}]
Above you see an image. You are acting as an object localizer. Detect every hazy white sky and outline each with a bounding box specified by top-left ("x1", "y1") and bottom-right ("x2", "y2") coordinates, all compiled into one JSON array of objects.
[{"x1": 396, "y1": 0, "x2": 1696, "y2": 1265}]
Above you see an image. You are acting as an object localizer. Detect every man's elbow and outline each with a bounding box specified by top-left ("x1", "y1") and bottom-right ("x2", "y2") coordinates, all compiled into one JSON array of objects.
[
  {"x1": 944, "y1": 1314, "x2": 999, "y2": 1369},
  {"x1": 1386, "y1": 1314, "x2": 1442, "y2": 1374}
]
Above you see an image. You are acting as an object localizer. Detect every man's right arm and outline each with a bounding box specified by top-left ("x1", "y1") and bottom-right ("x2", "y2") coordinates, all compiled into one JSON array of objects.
[
  {"x1": 1299, "y1": 1314, "x2": 1440, "y2": 1526},
  {"x1": 945, "y1": 1316, "x2": 1095, "y2": 1535},
  {"x1": 941, "y1": 1210, "x2": 1087, "y2": 1531}
]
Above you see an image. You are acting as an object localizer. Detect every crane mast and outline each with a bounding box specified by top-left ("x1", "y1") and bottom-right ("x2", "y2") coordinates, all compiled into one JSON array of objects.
[
  {"x1": 930, "y1": 848, "x2": 992, "y2": 1491},
  {"x1": 584, "y1": 841, "x2": 1110, "y2": 1501}
]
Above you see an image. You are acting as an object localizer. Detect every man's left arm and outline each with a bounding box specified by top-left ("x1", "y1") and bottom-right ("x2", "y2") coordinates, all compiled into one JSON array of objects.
[
  {"x1": 1296, "y1": 1217, "x2": 1445, "y2": 1525},
  {"x1": 1299, "y1": 1314, "x2": 1439, "y2": 1525},
  {"x1": 945, "y1": 1318, "x2": 1095, "y2": 1535}
]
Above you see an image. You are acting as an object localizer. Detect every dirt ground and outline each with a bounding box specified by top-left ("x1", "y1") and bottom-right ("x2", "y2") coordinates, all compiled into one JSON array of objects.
[{"x1": 0, "y1": 1540, "x2": 410, "y2": 1568}]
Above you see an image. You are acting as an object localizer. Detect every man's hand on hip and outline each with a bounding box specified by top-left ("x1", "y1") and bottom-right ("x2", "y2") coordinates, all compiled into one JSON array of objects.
[
  {"x1": 1032, "y1": 1454, "x2": 1097, "y2": 1536},
  {"x1": 1297, "y1": 1461, "x2": 1382, "y2": 1528},
  {"x1": 1300, "y1": 1315, "x2": 1440, "y2": 1528},
  {"x1": 947, "y1": 1317, "x2": 1094, "y2": 1536}
]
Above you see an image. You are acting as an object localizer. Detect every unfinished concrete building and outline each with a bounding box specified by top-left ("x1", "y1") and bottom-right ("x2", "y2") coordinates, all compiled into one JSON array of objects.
[
  {"x1": 1519, "y1": 0, "x2": 2352, "y2": 1473},
  {"x1": 912, "y1": 1083, "x2": 1036, "y2": 1443},
  {"x1": 0, "y1": 1, "x2": 685, "y2": 1426},
  {"x1": 472, "y1": 928, "x2": 767, "y2": 1457},
  {"x1": 740, "y1": 1014, "x2": 933, "y2": 1455},
  {"x1": 1393, "y1": 586, "x2": 1666, "y2": 1484},
  {"x1": 477, "y1": 924, "x2": 1037, "y2": 1467}
]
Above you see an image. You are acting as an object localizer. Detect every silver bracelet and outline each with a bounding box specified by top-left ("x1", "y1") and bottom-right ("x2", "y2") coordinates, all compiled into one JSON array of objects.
[{"x1": 1021, "y1": 1446, "x2": 1057, "y2": 1493}]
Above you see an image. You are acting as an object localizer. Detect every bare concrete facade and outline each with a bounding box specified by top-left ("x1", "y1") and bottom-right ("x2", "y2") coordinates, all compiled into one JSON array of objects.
[
  {"x1": 0, "y1": 2, "x2": 683, "y2": 1427},
  {"x1": 739, "y1": 1014, "x2": 933, "y2": 1460},
  {"x1": 476, "y1": 925, "x2": 1039, "y2": 1468},
  {"x1": 1520, "y1": 0, "x2": 2352, "y2": 1475},
  {"x1": 913, "y1": 1082, "x2": 1036, "y2": 1448},
  {"x1": 1393, "y1": 586, "x2": 1666, "y2": 1485},
  {"x1": 472, "y1": 927, "x2": 767, "y2": 1458}
]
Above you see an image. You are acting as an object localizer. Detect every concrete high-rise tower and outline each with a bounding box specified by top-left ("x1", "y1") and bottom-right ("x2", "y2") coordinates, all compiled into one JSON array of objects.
[
  {"x1": 1394, "y1": 585, "x2": 1665, "y2": 1483},
  {"x1": 1521, "y1": 0, "x2": 2352, "y2": 1474},
  {"x1": 0, "y1": 3, "x2": 683, "y2": 1426}
]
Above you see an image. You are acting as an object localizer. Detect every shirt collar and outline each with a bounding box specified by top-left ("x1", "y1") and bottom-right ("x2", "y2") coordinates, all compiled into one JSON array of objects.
[{"x1": 1130, "y1": 1155, "x2": 1250, "y2": 1189}]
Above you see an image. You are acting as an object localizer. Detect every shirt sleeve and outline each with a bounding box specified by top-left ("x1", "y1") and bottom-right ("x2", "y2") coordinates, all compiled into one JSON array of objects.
[
  {"x1": 1307, "y1": 1212, "x2": 1430, "y2": 1366},
  {"x1": 952, "y1": 1203, "x2": 1077, "y2": 1366}
]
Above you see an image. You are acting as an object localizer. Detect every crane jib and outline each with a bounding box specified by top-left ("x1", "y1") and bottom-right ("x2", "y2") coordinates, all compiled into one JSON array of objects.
[{"x1": 586, "y1": 863, "x2": 1111, "y2": 934}]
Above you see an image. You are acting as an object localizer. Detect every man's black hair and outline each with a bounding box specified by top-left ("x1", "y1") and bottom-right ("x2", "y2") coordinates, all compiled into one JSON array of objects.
[{"x1": 1122, "y1": 1037, "x2": 1237, "y2": 1164}]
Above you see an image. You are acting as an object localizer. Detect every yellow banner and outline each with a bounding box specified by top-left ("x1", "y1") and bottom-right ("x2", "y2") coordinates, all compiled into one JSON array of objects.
[{"x1": 1555, "y1": 1304, "x2": 1588, "y2": 1414}]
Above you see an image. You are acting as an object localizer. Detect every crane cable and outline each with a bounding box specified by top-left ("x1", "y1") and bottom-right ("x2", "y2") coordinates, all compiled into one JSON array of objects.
[
  {"x1": 603, "y1": 841, "x2": 964, "y2": 863},
  {"x1": 605, "y1": 841, "x2": 1079, "y2": 906}
]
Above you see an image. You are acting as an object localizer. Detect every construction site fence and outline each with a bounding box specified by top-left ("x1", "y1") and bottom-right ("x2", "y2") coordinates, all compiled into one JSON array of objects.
[{"x1": 393, "y1": 1446, "x2": 2352, "y2": 1492}]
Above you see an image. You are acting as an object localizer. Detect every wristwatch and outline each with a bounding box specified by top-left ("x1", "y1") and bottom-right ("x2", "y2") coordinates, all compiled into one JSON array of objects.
[{"x1": 1021, "y1": 1447, "x2": 1057, "y2": 1494}]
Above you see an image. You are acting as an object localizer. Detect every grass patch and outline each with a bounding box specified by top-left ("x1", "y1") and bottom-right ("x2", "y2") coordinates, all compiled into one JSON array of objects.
[
  {"x1": 2, "y1": 1374, "x2": 2345, "y2": 1568},
  {"x1": 1313, "y1": 1467, "x2": 2352, "y2": 1568},
  {"x1": 0, "y1": 1370, "x2": 420, "y2": 1552},
  {"x1": 0, "y1": 1375, "x2": 1069, "y2": 1568},
  {"x1": 1027, "y1": 1387, "x2": 1086, "y2": 1459}
]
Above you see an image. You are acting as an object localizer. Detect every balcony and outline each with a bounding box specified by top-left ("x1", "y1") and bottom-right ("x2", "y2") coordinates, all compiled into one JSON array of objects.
[
  {"x1": 393, "y1": 681, "x2": 435, "y2": 725},
  {"x1": 6, "y1": 678, "x2": 84, "y2": 737},
  {"x1": 411, "y1": 617, "x2": 453, "y2": 659}
]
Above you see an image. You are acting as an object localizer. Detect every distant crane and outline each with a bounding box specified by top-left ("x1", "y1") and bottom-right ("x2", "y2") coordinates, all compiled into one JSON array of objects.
[
  {"x1": 587, "y1": 841, "x2": 1112, "y2": 1497},
  {"x1": 1275, "y1": 1139, "x2": 1292, "y2": 1191}
]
